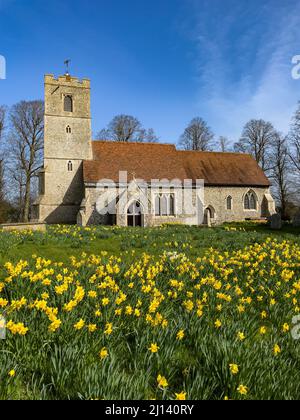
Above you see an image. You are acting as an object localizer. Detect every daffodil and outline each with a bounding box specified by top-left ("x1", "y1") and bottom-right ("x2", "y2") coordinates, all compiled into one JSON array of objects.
[
  {"x1": 88, "y1": 324, "x2": 97, "y2": 333},
  {"x1": 176, "y1": 330, "x2": 185, "y2": 340},
  {"x1": 215, "y1": 319, "x2": 222, "y2": 329},
  {"x1": 104, "y1": 323, "x2": 113, "y2": 335},
  {"x1": 259, "y1": 326, "x2": 267, "y2": 335},
  {"x1": 229, "y1": 364, "x2": 239, "y2": 375},
  {"x1": 261, "y1": 311, "x2": 267, "y2": 319},
  {"x1": 148, "y1": 343, "x2": 159, "y2": 353},
  {"x1": 74, "y1": 319, "x2": 85, "y2": 330},
  {"x1": 237, "y1": 385, "x2": 248, "y2": 396},
  {"x1": 237, "y1": 332, "x2": 246, "y2": 341},
  {"x1": 274, "y1": 344, "x2": 281, "y2": 356},
  {"x1": 175, "y1": 392, "x2": 187, "y2": 400},
  {"x1": 157, "y1": 375, "x2": 168, "y2": 389},
  {"x1": 99, "y1": 347, "x2": 108, "y2": 360},
  {"x1": 282, "y1": 323, "x2": 290, "y2": 333},
  {"x1": 49, "y1": 319, "x2": 62, "y2": 332},
  {"x1": 102, "y1": 298, "x2": 110, "y2": 306}
]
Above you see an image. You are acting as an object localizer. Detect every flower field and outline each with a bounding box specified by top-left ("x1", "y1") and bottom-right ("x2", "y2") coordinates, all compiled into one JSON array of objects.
[{"x1": 1, "y1": 224, "x2": 300, "y2": 400}]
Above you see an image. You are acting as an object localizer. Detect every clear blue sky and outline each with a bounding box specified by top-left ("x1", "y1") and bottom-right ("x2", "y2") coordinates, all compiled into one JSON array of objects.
[{"x1": 1, "y1": 0, "x2": 300, "y2": 144}]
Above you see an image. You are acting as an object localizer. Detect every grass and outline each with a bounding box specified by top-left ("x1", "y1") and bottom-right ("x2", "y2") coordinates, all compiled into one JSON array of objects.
[
  {"x1": 1, "y1": 222, "x2": 299, "y2": 265},
  {"x1": 0, "y1": 221, "x2": 300, "y2": 400}
]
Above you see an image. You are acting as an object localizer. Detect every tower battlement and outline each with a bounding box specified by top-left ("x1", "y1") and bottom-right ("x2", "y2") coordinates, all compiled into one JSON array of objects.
[{"x1": 44, "y1": 74, "x2": 90, "y2": 88}]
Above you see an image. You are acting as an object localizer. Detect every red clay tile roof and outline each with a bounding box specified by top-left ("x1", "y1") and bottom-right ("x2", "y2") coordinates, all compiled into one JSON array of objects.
[
  {"x1": 84, "y1": 141, "x2": 187, "y2": 183},
  {"x1": 179, "y1": 151, "x2": 270, "y2": 187},
  {"x1": 83, "y1": 141, "x2": 270, "y2": 187}
]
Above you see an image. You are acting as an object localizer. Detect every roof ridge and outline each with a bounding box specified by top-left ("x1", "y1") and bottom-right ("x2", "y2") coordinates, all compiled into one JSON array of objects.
[
  {"x1": 92, "y1": 140, "x2": 176, "y2": 147},
  {"x1": 92, "y1": 141, "x2": 253, "y2": 158},
  {"x1": 177, "y1": 149, "x2": 252, "y2": 157}
]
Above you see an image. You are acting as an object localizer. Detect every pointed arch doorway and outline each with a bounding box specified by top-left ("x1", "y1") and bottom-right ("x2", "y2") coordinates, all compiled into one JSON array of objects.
[
  {"x1": 127, "y1": 201, "x2": 143, "y2": 227},
  {"x1": 204, "y1": 206, "x2": 216, "y2": 226}
]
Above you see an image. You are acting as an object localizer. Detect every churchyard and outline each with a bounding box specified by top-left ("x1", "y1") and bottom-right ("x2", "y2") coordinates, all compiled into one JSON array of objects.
[{"x1": 1, "y1": 222, "x2": 300, "y2": 400}]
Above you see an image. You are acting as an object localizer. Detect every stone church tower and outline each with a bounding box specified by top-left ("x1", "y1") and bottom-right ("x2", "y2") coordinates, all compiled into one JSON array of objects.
[{"x1": 34, "y1": 74, "x2": 92, "y2": 223}]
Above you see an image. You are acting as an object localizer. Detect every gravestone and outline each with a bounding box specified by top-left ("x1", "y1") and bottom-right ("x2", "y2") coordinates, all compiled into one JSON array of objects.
[
  {"x1": 293, "y1": 211, "x2": 300, "y2": 228},
  {"x1": 270, "y1": 213, "x2": 282, "y2": 230}
]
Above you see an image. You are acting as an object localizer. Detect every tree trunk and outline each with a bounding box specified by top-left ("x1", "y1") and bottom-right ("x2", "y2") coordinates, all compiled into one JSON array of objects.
[{"x1": 23, "y1": 176, "x2": 31, "y2": 222}]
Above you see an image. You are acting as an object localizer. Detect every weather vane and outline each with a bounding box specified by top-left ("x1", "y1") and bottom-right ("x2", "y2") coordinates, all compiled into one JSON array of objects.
[{"x1": 64, "y1": 59, "x2": 71, "y2": 76}]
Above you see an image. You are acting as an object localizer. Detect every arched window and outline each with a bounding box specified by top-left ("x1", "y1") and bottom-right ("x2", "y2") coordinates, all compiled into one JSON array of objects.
[
  {"x1": 155, "y1": 195, "x2": 161, "y2": 216},
  {"x1": 154, "y1": 194, "x2": 176, "y2": 216},
  {"x1": 170, "y1": 194, "x2": 175, "y2": 216},
  {"x1": 66, "y1": 125, "x2": 72, "y2": 134},
  {"x1": 250, "y1": 193, "x2": 256, "y2": 210},
  {"x1": 64, "y1": 95, "x2": 73, "y2": 112},
  {"x1": 68, "y1": 161, "x2": 73, "y2": 172},
  {"x1": 244, "y1": 194, "x2": 250, "y2": 210},
  {"x1": 244, "y1": 191, "x2": 257, "y2": 210},
  {"x1": 226, "y1": 196, "x2": 233, "y2": 210},
  {"x1": 161, "y1": 195, "x2": 168, "y2": 216}
]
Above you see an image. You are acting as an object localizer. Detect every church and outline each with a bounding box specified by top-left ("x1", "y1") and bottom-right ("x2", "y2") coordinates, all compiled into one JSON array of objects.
[{"x1": 33, "y1": 73, "x2": 276, "y2": 227}]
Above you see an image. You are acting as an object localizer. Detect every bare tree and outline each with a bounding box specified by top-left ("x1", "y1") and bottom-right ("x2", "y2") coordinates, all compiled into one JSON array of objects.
[
  {"x1": 234, "y1": 119, "x2": 277, "y2": 172},
  {"x1": 7, "y1": 166, "x2": 26, "y2": 220},
  {"x1": 218, "y1": 136, "x2": 231, "y2": 152},
  {"x1": 0, "y1": 106, "x2": 5, "y2": 140},
  {"x1": 289, "y1": 102, "x2": 300, "y2": 175},
  {"x1": 179, "y1": 117, "x2": 214, "y2": 151},
  {"x1": 0, "y1": 106, "x2": 6, "y2": 202},
  {"x1": 140, "y1": 128, "x2": 159, "y2": 143},
  {"x1": 269, "y1": 133, "x2": 290, "y2": 218},
  {"x1": 8, "y1": 101, "x2": 44, "y2": 222},
  {"x1": 97, "y1": 115, "x2": 158, "y2": 143}
]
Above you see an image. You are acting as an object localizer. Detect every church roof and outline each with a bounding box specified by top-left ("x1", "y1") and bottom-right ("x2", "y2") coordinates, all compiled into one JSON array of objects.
[
  {"x1": 83, "y1": 141, "x2": 270, "y2": 187},
  {"x1": 178, "y1": 151, "x2": 270, "y2": 187},
  {"x1": 84, "y1": 141, "x2": 187, "y2": 183}
]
